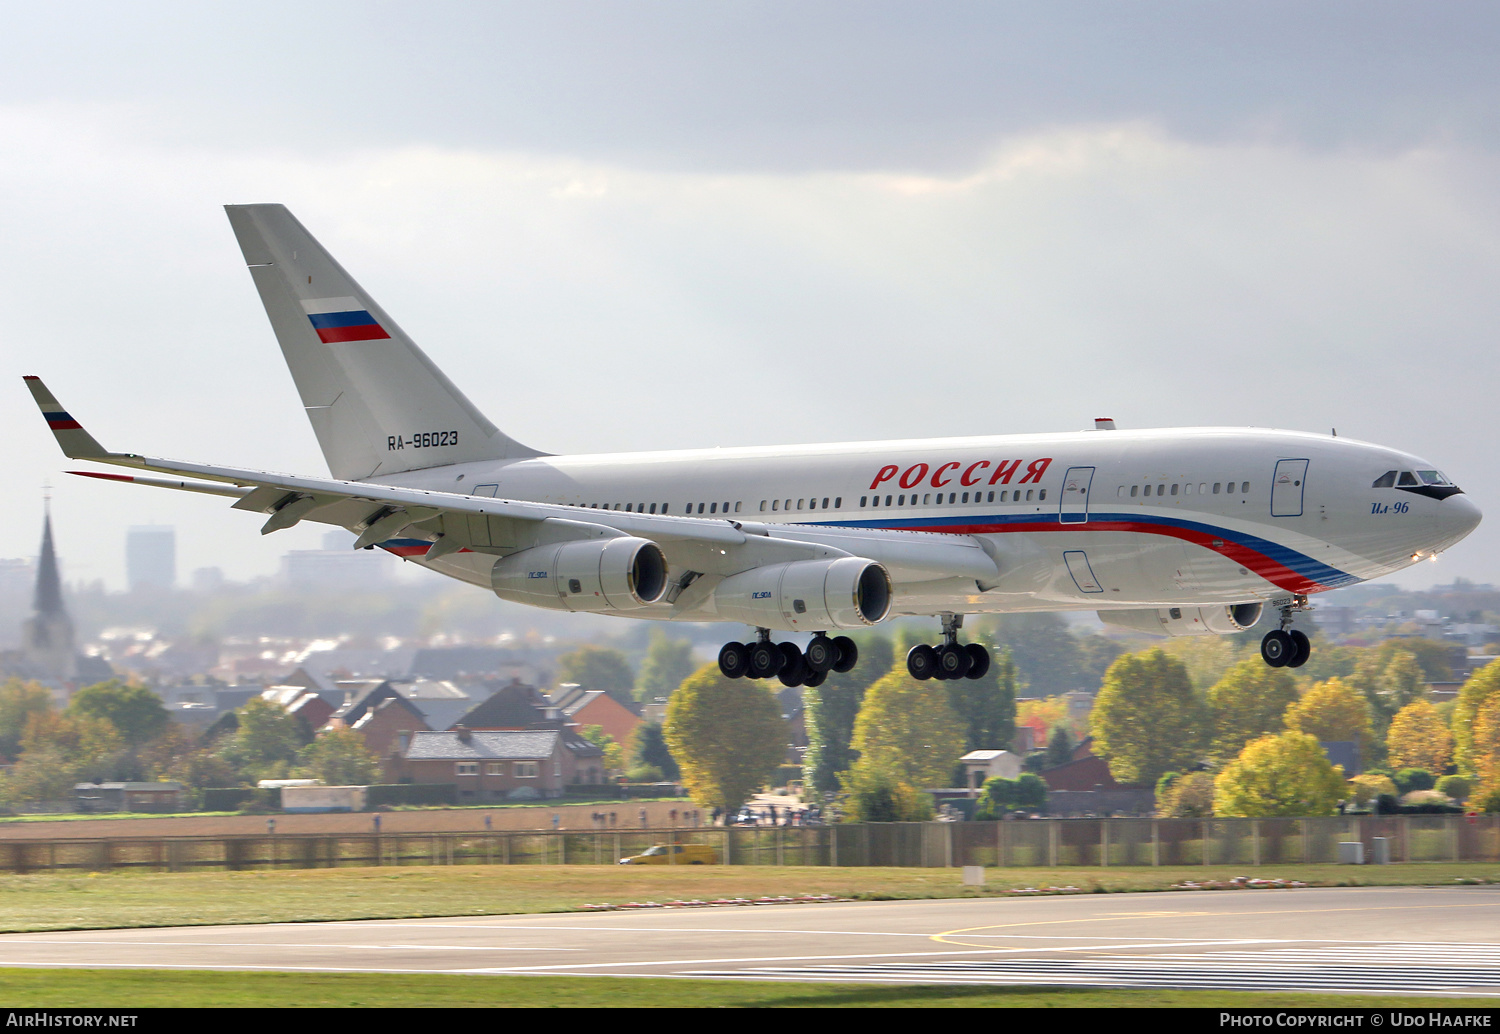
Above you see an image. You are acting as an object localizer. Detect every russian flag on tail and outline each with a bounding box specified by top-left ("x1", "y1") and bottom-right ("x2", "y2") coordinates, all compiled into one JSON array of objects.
[{"x1": 301, "y1": 296, "x2": 391, "y2": 343}]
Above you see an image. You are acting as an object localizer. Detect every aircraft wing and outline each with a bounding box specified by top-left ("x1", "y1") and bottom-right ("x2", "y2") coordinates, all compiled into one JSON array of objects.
[{"x1": 25, "y1": 377, "x2": 1000, "y2": 585}]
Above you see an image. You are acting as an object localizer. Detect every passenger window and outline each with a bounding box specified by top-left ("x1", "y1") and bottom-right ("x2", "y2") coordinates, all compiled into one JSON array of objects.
[
  {"x1": 898, "y1": 495, "x2": 905, "y2": 506},
  {"x1": 822, "y1": 498, "x2": 829, "y2": 508},
  {"x1": 987, "y1": 491, "x2": 994, "y2": 502},
  {"x1": 1170, "y1": 484, "x2": 1179, "y2": 496},
  {"x1": 860, "y1": 496, "x2": 867, "y2": 507},
  {"x1": 1226, "y1": 482, "x2": 1235, "y2": 494},
  {"x1": 649, "y1": 503, "x2": 656, "y2": 514},
  {"x1": 772, "y1": 500, "x2": 779, "y2": 511},
  {"x1": 1213, "y1": 483, "x2": 1221, "y2": 494},
  {"x1": 1026, "y1": 490, "x2": 1034, "y2": 501},
  {"x1": 760, "y1": 500, "x2": 767, "y2": 511},
  {"x1": 923, "y1": 493, "x2": 931, "y2": 504},
  {"x1": 948, "y1": 492, "x2": 956, "y2": 504},
  {"x1": 885, "y1": 495, "x2": 892, "y2": 506},
  {"x1": 1199, "y1": 483, "x2": 1207, "y2": 494},
  {"x1": 1184, "y1": 483, "x2": 1192, "y2": 496},
  {"x1": 1038, "y1": 489, "x2": 1046, "y2": 501},
  {"x1": 1240, "y1": 482, "x2": 1249, "y2": 494},
  {"x1": 797, "y1": 499, "x2": 804, "y2": 510},
  {"x1": 735, "y1": 502, "x2": 742, "y2": 512},
  {"x1": 709, "y1": 503, "x2": 717, "y2": 513},
  {"x1": 1156, "y1": 485, "x2": 1165, "y2": 497},
  {"x1": 625, "y1": 503, "x2": 632, "y2": 512},
  {"x1": 1398, "y1": 471, "x2": 1418, "y2": 486},
  {"x1": 962, "y1": 492, "x2": 969, "y2": 503},
  {"x1": 698, "y1": 503, "x2": 705, "y2": 513},
  {"x1": 1372, "y1": 471, "x2": 1397, "y2": 488},
  {"x1": 835, "y1": 497, "x2": 841, "y2": 508},
  {"x1": 1130, "y1": 485, "x2": 1138, "y2": 498}
]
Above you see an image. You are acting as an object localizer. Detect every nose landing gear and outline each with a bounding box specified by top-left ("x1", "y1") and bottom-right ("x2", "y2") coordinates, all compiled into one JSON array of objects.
[
  {"x1": 718, "y1": 629, "x2": 859, "y2": 687},
  {"x1": 907, "y1": 614, "x2": 991, "y2": 681},
  {"x1": 1260, "y1": 597, "x2": 1311, "y2": 669}
]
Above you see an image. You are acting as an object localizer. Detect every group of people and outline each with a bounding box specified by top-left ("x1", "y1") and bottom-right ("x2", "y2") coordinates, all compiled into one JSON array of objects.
[{"x1": 710, "y1": 803, "x2": 823, "y2": 826}]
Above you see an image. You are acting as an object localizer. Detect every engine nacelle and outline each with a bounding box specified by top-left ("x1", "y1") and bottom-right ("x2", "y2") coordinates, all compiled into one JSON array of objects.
[
  {"x1": 492, "y1": 537, "x2": 668, "y2": 613},
  {"x1": 713, "y1": 558, "x2": 891, "y2": 632},
  {"x1": 1098, "y1": 602, "x2": 1263, "y2": 637}
]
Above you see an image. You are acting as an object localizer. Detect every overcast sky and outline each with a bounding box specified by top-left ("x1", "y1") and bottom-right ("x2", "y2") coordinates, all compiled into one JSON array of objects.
[{"x1": 2, "y1": 1, "x2": 1496, "y2": 596}]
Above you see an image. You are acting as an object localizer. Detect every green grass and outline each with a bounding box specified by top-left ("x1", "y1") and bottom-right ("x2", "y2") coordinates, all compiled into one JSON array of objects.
[
  {"x1": 0, "y1": 863, "x2": 1497, "y2": 934},
  {"x1": 0, "y1": 969, "x2": 1496, "y2": 1008}
]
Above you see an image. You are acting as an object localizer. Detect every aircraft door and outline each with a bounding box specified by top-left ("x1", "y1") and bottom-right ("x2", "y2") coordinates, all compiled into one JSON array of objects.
[
  {"x1": 1059, "y1": 466, "x2": 1095, "y2": 524},
  {"x1": 1270, "y1": 459, "x2": 1309, "y2": 517}
]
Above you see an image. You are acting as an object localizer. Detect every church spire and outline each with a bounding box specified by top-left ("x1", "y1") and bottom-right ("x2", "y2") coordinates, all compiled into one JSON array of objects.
[{"x1": 33, "y1": 497, "x2": 65, "y2": 617}]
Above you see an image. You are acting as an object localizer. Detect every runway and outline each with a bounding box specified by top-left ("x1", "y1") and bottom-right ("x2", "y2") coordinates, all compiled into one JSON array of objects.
[{"x1": 4, "y1": 886, "x2": 1500, "y2": 994}]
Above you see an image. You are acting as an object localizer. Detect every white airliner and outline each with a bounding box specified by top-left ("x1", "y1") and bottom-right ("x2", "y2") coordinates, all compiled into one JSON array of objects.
[{"x1": 26, "y1": 204, "x2": 1482, "y2": 688}]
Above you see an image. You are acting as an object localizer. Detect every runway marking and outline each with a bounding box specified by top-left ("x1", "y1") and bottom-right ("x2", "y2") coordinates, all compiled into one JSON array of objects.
[{"x1": 932, "y1": 897, "x2": 1500, "y2": 948}]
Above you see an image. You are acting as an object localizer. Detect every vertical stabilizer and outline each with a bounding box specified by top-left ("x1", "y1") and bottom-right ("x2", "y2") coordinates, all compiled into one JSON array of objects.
[{"x1": 224, "y1": 204, "x2": 543, "y2": 480}]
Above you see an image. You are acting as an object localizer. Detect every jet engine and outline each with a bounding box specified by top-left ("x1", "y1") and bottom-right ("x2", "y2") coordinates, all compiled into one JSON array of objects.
[
  {"x1": 713, "y1": 557, "x2": 891, "y2": 632},
  {"x1": 492, "y1": 537, "x2": 668, "y2": 613},
  {"x1": 1098, "y1": 602, "x2": 1263, "y2": 637}
]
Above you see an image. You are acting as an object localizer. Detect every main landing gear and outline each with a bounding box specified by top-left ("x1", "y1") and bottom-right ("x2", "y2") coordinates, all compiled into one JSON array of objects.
[
  {"x1": 1260, "y1": 596, "x2": 1311, "y2": 669},
  {"x1": 718, "y1": 630, "x2": 859, "y2": 689},
  {"x1": 906, "y1": 614, "x2": 991, "y2": 682}
]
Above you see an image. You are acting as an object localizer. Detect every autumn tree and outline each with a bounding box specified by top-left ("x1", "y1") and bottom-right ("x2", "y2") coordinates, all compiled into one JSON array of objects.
[
  {"x1": 556, "y1": 645, "x2": 637, "y2": 709},
  {"x1": 1091, "y1": 649, "x2": 1205, "y2": 786},
  {"x1": 664, "y1": 665, "x2": 786, "y2": 812},
  {"x1": 1213, "y1": 732, "x2": 1346, "y2": 818},
  {"x1": 581, "y1": 725, "x2": 625, "y2": 774},
  {"x1": 1156, "y1": 771, "x2": 1216, "y2": 818},
  {"x1": 2, "y1": 711, "x2": 125, "y2": 801},
  {"x1": 1283, "y1": 678, "x2": 1376, "y2": 762},
  {"x1": 803, "y1": 635, "x2": 892, "y2": 795},
  {"x1": 67, "y1": 680, "x2": 169, "y2": 746},
  {"x1": 634, "y1": 631, "x2": 696, "y2": 702},
  {"x1": 1385, "y1": 698, "x2": 1453, "y2": 774},
  {"x1": 841, "y1": 764, "x2": 934, "y2": 822},
  {"x1": 1204, "y1": 659, "x2": 1299, "y2": 762},
  {"x1": 1472, "y1": 692, "x2": 1500, "y2": 803},
  {"x1": 1454, "y1": 660, "x2": 1500, "y2": 776},
  {"x1": 850, "y1": 670, "x2": 966, "y2": 789},
  {"x1": 0, "y1": 679, "x2": 53, "y2": 761},
  {"x1": 297, "y1": 728, "x2": 382, "y2": 786}
]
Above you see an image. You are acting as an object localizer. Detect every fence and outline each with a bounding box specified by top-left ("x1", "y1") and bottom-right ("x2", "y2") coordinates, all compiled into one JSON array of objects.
[{"x1": 0, "y1": 815, "x2": 1495, "y2": 873}]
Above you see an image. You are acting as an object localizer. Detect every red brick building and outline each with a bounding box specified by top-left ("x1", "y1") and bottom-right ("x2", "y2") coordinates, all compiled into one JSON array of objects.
[{"x1": 393, "y1": 728, "x2": 606, "y2": 801}]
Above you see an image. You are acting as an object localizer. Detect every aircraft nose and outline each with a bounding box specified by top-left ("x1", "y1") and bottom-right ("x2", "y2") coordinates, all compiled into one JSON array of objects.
[{"x1": 1434, "y1": 492, "x2": 1482, "y2": 550}]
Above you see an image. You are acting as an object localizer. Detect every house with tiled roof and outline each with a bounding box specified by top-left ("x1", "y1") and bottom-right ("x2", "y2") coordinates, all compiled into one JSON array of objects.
[
  {"x1": 548, "y1": 684, "x2": 642, "y2": 744},
  {"x1": 393, "y1": 728, "x2": 606, "y2": 800}
]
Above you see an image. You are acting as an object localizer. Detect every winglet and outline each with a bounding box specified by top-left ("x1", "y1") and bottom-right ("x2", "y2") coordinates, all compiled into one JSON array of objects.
[{"x1": 23, "y1": 377, "x2": 112, "y2": 459}]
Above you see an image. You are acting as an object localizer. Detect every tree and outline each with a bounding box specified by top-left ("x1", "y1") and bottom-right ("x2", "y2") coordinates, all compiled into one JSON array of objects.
[
  {"x1": 0, "y1": 679, "x2": 53, "y2": 761},
  {"x1": 1283, "y1": 678, "x2": 1376, "y2": 760},
  {"x1": 634, "y1": 631, "x2": 696, "y2": 702},
  {"x1": 944, "y1": 642, "x2": 1017, "y2": 754},
  {"x1": 222, "y1": 697, "x2": 307, "y2": 783},
  {"x1": 1, "y1": 710, "x2": 126, "y2": 801},
  {"x1": 1472, "y1": 691, "x2": 1500, "y2": 802},
  {"x1": 664, "y1": 664, "x2": 786, "y2": 812},
  {"x1": 626, "y1": 722, "x2": 679, "y2": 781},
  {"x1": 1015, "y1": 696, "x2": 1069, "y2": 746},
  {"x1": 1385, "y1": 698, "x2": 1453, "y2": 774},
  {"x1": 841, "y1": 764, "x2": 934, "y2": 822},
  {"x1": 1213, "y1": 732, "x2": 1346, "y2": 818},
  {"x1": 1044, "y1": 725, "x2": 1074, "y2": 769},
  {"x1": 1091, "y1": 649, "x2": 1205, "y2": 786},
  {"x1": 804, "y1": 635, "x2": 892, "y2": 795},
  {"x1": 1454, "y1": 659, "x2": 1500, "y2": 776},
  {"x1": 297, "y1": 729, "x2": 382, "y2": 786},
  {"x1": 979, "y1": 613, "x2": 1085, "y2": 696},
  {"x1": 556, "y1": 645, "x2": 636, "y2": 709},
  {"x1": 974, "y1": 773, "x2": 1048, "y2": 819},
  {"x1": 67, "y1": 680, "x2": 169, "y2": 746},
  {"x1": 850, "y1": 670, "x2": 966, "y2": 789},
  {"x1": 1156, "y1": 771, "x2": 1215, "y2": 818},
  {"x1": 1204, "y1": 659, "x2": 1299, "y2": 762},
  {"x1": 580, "y1": 725, "x2": 625, "y2": 774}
]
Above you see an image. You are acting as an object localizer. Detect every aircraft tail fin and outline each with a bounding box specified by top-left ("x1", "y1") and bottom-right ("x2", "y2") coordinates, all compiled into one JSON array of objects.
[{"x1": 224, "y1": 204, "x2": 544, "y2": 481}]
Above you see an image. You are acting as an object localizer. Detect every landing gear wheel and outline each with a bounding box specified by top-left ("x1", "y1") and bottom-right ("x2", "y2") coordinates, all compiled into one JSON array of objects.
[
  {"x1": 778, "y1": 643, "x2": 808, "y2": 688},
  {"x1": 963, "y1": 643, "x2": 991, "y2": 680},
  {"x1": 747, "y1": 640, "x2": 780, "y2": 680},
  {"x1": 936, "y1": 642, "x2": 972, "y2": 680},
  {"x1": 906, "y1": 644, "x2": 938, "y2": 681},
  {"x1": 831, "y1": 636, "x2": 858, "y2": 673},
  {"x1": 718, "y1": 642, "x2": 749, "y2": 679},
  {"x1": 802, "y1": 668, "x2": 827, "y2": 688},
  {"x1": 804, "y1": 635, "x2": 836, "y2": 673},
  {"x1": 1261, "y1": 629, "x2": 1294, "y2": 668},
  {"x1": 1286, "y1": 629, "x2": 1311, "y2": 669}
]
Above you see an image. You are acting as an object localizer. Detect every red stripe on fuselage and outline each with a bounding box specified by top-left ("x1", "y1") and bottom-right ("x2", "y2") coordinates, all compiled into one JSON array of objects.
[{"x1": 891, "y1": 519, "x2": 1326, "y2": 595}]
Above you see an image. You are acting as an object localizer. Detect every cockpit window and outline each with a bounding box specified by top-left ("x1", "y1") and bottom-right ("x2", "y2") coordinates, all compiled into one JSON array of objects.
[
  {"x1": 1397, "y1": 471, "x2": 1419, "y2": 487},
  {"x1": 1417, "y1": 470, "x2": 1450, "y2": 486},
  {"x1": 1372, "y1": 471, "x2": 1396, "y2": 488}
]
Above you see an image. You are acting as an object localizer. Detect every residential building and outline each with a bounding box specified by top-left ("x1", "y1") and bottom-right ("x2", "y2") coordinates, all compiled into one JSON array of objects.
[{"x1": 393, "y1": 728, "x2": 605, "y2": 800}]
